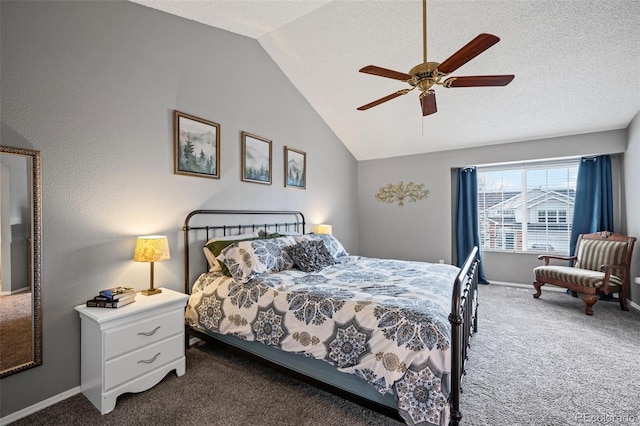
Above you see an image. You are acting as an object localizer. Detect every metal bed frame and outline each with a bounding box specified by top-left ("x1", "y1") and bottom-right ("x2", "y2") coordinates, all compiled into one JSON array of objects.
[{"x1": 183, "y1": 209, "x2": 479, "y2": 425}]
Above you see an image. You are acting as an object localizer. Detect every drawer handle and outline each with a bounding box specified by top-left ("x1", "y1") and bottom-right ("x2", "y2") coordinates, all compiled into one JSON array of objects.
[
  {"x1": 137, "y1": 352, "x2": 161, "y2": 364},
  {"x1": 137, "y1": 326, "x2": 161, "y2": 337}
]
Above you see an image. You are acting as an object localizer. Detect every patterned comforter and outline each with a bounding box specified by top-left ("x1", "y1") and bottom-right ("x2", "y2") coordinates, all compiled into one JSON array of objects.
[{"x1": 185, "y1": 256, "x2": 460, "y2": 426}]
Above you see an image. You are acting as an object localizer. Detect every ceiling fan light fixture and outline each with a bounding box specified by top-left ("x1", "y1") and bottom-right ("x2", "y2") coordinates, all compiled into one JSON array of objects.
[{"x1": 420, "y1": 91, "x2": 437, "y2": 116}]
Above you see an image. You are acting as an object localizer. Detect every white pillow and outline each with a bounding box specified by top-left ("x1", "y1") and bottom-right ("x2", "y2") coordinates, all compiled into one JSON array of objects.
[
  {"x1": 257, "y1": 230, "x2": 302, "y2": 238},
  {"x1": 293, "y1": 234, "x2": 348, "y2": 259},
  {"x1": 216, "y1": 236, "x2": 296, "y2": 283},
  {"x1": 203, "y1": 232, "x2": 259, "y2": 272}
]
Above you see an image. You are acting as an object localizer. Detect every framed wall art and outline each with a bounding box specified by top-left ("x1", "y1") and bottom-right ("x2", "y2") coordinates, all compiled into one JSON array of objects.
[
  {"x1": 241, "y1": 131, "x2": 272, "y2": 184},
  {"x1": 174, "y1": 110, "x2": 220, "y2": 179},
  {"x1": 284, "y1": 146, "x2": 306, "y2": 189}
]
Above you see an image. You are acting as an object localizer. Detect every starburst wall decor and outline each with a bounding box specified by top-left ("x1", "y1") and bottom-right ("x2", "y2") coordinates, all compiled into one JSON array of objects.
[{"x1": 375, "y1": 181, "x2": 430, "y2": 206}]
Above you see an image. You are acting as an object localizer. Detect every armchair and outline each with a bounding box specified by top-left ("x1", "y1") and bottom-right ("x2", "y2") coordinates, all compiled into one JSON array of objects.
[{"x1": 533, "y1": 231, "x2": 636, "y2": 315}]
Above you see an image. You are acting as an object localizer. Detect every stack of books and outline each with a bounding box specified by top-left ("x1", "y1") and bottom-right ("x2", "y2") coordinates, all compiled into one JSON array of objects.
[{"x1": 86, "y1": 286, "x2": 136, "y2": 308}]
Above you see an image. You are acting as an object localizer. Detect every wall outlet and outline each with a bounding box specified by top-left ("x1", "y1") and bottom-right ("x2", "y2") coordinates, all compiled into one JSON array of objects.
[
  {"x1": 635, "y1": 277, "x2": 640, "y2": 285},
  {"x1": 439, "y1": 259, "x2": 445, "y2": 264}
]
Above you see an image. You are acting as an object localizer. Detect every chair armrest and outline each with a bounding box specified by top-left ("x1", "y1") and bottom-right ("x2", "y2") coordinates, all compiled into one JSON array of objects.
[
  {"x1": 599, "y1": 264, "x2": 627, "y2": 294},
  {"x1": 600, "y1": 263, "x2": 626, "y2": 272},
  {"x1": 538, "y1": 255, "x2": 577, "y2": 266}
]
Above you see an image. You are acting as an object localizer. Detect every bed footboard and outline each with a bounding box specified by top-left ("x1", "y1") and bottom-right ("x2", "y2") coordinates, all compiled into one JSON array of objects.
[{"x1": 449, "y1": 246, "x2": 480, "y2": 425}]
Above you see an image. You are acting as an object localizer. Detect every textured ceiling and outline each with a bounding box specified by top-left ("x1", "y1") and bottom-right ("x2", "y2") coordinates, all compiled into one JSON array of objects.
[{"x1": 130, "y1": 0, "x2": 640, "y2": 161}]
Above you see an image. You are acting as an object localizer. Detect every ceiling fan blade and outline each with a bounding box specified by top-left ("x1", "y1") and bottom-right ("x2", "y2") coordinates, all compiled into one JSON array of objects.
[
  {"x1": 437, "y1": 33, "x2": 500, "y2": 75},
  {"x1": 357, "y1": 90, "x2": 410, "y2": 111},
  {"x1": 420, "y1": 91, "x2": 437, "y2": 116},
  {"x1": 443, "y1": 75, "x2": 514, "y2": 87},
  {"x1": 359, "y1": 65, "x2": 412, "y2": 81}
]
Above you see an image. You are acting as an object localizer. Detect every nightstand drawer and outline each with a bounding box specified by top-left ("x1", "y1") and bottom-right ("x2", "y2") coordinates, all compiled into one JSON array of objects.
[
  {"x1": 104, "y1": 309, "x2": 183, "y2": 359},
  {"x1": 104, "y1": 334, "x2": 183, "y2": 391}
]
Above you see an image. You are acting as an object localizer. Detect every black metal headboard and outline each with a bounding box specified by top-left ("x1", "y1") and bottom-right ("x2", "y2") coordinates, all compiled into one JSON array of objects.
[{"x1": 182, "y1": 210, "x2": 306, "y2": 293}]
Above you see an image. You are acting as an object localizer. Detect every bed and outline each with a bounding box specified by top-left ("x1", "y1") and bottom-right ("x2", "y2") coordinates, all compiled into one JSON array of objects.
[{"x1": 183, "y1": 210, "x2": 479, "y2": 426}]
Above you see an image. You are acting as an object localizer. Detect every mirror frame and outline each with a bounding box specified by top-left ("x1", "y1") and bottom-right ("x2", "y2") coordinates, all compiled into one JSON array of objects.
[{"x1": 0, "y1": 145, "x2": 42, "y2": 378}]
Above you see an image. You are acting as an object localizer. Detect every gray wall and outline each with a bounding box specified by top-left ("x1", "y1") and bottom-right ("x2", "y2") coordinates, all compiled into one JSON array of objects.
[
  {"x1": 0, "y1": 1, "x2": 357, "y2": 417},
  {"x1": 358, "y1": 130, "x2": 630, "y2": 285},
  {"x1": 624, "y1": 112, "x2": 640, "y2": 302}
]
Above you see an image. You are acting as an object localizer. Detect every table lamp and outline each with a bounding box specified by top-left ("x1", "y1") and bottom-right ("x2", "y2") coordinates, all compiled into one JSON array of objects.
[
  {"x1": 316, "y1": 224, "x2": 332, "y2": 235},
  {"x1": 133, "y1": 235, "x2": 170, "y2": 295}
]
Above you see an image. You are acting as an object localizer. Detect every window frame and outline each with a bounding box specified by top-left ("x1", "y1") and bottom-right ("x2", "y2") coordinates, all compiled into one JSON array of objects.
[{"x1": 476, "y1": 159, "x2": 579, "y2": 255}]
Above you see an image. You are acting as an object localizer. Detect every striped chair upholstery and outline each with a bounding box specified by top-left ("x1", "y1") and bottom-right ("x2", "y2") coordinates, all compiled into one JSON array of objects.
[
  {"x1": 533, "y1": 232, "x2": 636, "y2": 315},
  {"x1": 574, "y1": 239, "x2": 628, "y2": 280},
  {"x1": 533, "y1": 265, "x2": 623, "y2": 288}
]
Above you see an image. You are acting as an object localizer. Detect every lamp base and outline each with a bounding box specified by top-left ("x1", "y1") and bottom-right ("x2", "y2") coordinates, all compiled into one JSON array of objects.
[{"x1": 142, "y1": 288, "x2": 162, "y2": 296}]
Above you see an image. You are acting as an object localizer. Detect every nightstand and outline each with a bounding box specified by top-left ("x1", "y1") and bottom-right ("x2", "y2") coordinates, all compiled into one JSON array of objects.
[{"x1": 75, "y1": 288, "x2": 189, "y2": 414}]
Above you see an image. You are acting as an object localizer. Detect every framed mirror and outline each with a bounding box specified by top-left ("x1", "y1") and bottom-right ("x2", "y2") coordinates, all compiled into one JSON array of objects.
[{"x1": 0, "y1": 145, "x2": 42, "y2": 378}]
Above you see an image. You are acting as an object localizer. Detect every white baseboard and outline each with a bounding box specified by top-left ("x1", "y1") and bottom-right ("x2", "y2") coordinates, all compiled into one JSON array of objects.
[
  {"x1": 488, "y1": 281, "x2": 640, "y2": 313},
  {"x1": 0, "y1": 386, "x2": 81, "y2": 425},
  {"x1": 0, "y1": 286, "x2": 30, "y2": 296},
  {"x1": 489, "y1": 280, "x2": 566, "y2": 292}
]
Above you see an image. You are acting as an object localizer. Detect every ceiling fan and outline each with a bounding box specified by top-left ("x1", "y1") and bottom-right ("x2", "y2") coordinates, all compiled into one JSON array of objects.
[{"x1": 357, "y1": 0, "x2": 514, "y2": 116}]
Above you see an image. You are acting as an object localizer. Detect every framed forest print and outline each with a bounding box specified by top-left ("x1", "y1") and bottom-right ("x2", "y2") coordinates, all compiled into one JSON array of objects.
[
  {"x1": 284, "y1": 146, "x2": 306, "y2": 189},
  {"x1": 241, "y1": 131, "x2": 272, "y2": 185},
  {"x1": 174, "y1": 110, "x2": 220, "y2": 179}
]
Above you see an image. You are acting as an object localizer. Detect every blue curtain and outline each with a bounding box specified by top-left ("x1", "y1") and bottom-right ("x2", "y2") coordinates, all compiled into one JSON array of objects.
[
  {"x1": 569, "y1": 155, "x2": 614, "y2": 256},
  {"x1": 455, "y1": 167, "x2": 488, "y2": 284}
]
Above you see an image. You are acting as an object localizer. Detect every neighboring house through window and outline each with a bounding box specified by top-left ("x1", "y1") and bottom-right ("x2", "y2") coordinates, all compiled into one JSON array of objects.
[{"x1": 477, "y1": 159, "x2": 579, "y2": 254}]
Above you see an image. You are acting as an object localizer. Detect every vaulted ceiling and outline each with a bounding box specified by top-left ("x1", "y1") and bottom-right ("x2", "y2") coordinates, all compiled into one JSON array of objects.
[{"x1": 130, "y1": 1, "x2": 640, "y2": 161}]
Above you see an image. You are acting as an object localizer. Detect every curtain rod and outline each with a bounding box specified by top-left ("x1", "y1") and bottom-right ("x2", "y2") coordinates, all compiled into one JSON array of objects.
[{"x1": 475, "y1": 157, "x2": 581, "y2": 171}]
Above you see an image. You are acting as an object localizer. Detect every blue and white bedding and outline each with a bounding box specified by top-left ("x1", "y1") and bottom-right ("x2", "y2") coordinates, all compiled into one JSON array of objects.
[{"x1": 185, "y1": 251, "x2": 459, "y2": 426}]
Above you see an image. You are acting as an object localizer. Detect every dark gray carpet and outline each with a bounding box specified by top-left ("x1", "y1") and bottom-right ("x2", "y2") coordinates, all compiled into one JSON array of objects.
[
  {"x1": 460, "y1": 285, "x2": 640, "y2": 426},
  {"x1": 10, "y1": 284, "x2": 640, "y2": 425},
  {"x1": 0, "y1": 292, "x2": 33, "y2": 371}
]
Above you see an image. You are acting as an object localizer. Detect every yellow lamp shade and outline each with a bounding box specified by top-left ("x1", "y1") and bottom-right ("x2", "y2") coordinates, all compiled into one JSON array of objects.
[
  {"x1": 133, "y1": 235, "x2": 170, "y2": 296},
  {"x1": 133, "y1": 235, "x2": 171, "y2": 262}
]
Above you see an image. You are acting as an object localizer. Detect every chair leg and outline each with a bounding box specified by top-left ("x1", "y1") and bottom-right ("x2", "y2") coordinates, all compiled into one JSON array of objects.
[
  {"x1": 618, "y1": 289, "x2": 629, "y2": 311},
  {"x1": 533, "y1": 281, "x2": 544, "y2": 298},
  {"x1": 578, "y1": 294, "x2": 599, "y2": 316}
]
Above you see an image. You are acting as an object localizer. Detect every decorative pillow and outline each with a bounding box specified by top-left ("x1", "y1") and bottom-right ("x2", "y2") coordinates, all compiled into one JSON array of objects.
[
  {"x1": 217, "y1": 236, "x2": 297, "y2": 283},
  {"x1": 273, "y1": 230, "x2": 303, "y2": 236},
  {"x1": 294, "y1": 234, "x2": 348, "y2": 259},
  {"x1": 207, "y1": 237, "x2": 264, "y2": 276},
  {"x1": 287, "y1": 240, "x2": 335, "y2": 272},
  {"x1": 203, "y1": 232, "x2": 258, "y2": 272},
  {"x1": 258, "y1": 230, "x2": 278, "y2": 238},
  {"x1": 257, "y1": 230, "x2": 302, "y2": 238}
]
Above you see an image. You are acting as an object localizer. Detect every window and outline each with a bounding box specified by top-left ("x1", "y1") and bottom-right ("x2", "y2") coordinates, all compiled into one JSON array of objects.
[
  {"x1": 538, "y1": 210, "x2": 568, "y2": 223},
  {"x1": 477, "y1": 159, "x2": 579, "y2": 254},
  {"x1": 504, "y1": 232, "x2": 515, "y2": 250},
  {"x1": 538, "y1": 211, "x2": 549, "y2": 222}
]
